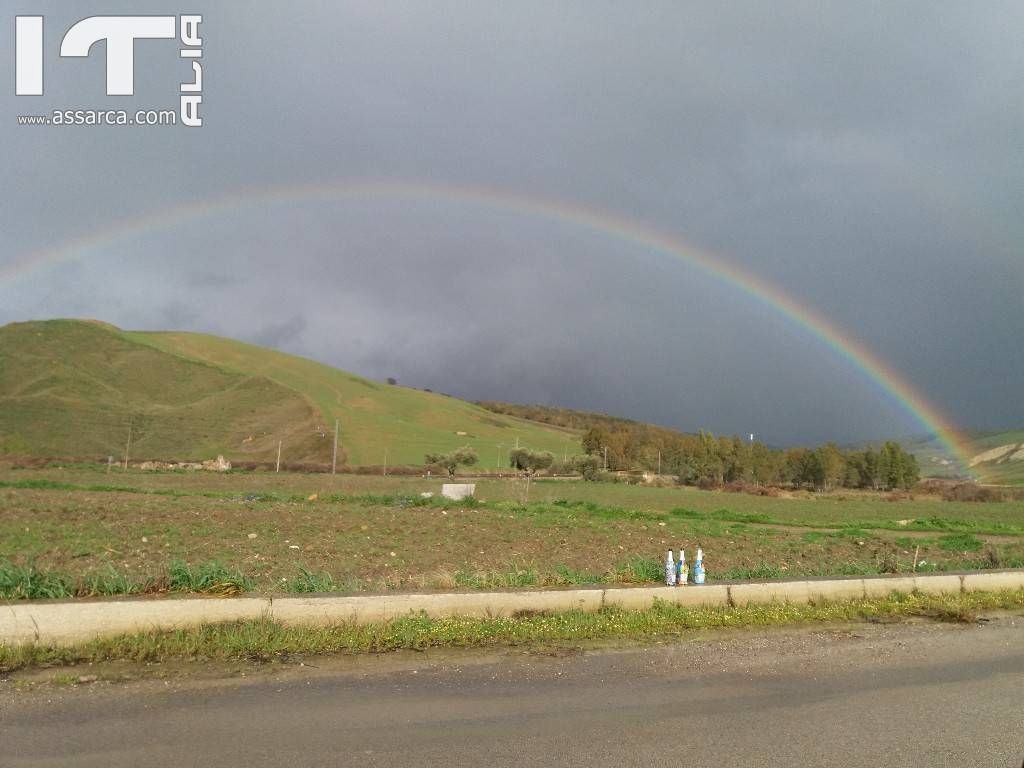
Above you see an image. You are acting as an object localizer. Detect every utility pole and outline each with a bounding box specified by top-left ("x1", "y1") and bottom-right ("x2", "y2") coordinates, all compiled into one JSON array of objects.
[
  {"x1": 332, "y1": 419, "x2": 339, "y2": 475},
  {"x1": 123, "y1": 420, "x2": 133, "y2": 471},
  {"x1": 276, "y1": 440, "x2": 282, "y2": 473},
  {"x1": 748, "y1": 433, "x2": 756, "y2": 486},
  {"x1": 383, "y1": 448, "x2": 388, "y2": 477},
  {"x1": 603, "y1": 446, "x2": 608, "y2": 471},
  {"x1": 657, "y1": 451, "x2": 661, "y2": 476}
]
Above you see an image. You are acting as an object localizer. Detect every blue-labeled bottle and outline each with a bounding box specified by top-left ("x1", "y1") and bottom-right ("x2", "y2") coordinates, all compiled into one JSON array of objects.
[
  {"x1": 676, "y1": 548, "x2": 688, "y2": 585},
  {"x1": 664, "y1": 549, "x2": 676, "y2": 586},
  {"x1": 693, "y1": 548, "x2": 706, "y2": 584}
]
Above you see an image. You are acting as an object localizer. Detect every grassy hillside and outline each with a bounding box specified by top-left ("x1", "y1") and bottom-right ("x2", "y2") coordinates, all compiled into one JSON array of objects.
[
  {"x1": 127, "y1": 330, "x2": 578, "y2": 466},
  {"x1": 0, "y1": 320, "x2": 326, "y2": 462},
  {"x1": 964, "y1": 430, "x2": 1024, "y2": 486},
  {"x1": 893, "y1": 430, "x2": 1024, "y2": 485},
  {"x1": 0, "y1": 320, "x2": 578, "y2": 467}
]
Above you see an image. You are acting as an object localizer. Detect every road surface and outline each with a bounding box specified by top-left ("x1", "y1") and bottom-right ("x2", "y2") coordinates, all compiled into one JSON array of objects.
[{"x1": 3, "y1": 618, "x2": 1023, "y2": 766}]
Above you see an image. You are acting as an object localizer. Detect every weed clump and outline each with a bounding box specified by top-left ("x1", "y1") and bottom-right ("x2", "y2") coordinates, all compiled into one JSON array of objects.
[
  {"x1": 0, "y1": 560, "x2": 73, "y2": 600},
  {"x1": 937, "y1": 533, "x2": 984, "y2": 553},
  {"x1": 167, "y1": 560, "x2": 254, "y2": 596},
  {"x1": 285, "y1": 568, "x2": 337, "y2": 593}
]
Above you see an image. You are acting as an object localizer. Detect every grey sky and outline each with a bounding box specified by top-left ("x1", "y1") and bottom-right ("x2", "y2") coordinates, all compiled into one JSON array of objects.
[{"x1": 1, "y1": 1, "x2": 1021, "y2": 445}]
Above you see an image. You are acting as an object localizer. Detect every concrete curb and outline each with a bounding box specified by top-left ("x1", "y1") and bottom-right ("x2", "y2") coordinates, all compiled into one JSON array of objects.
[
  {"x1": 0, "y1": 596, "x2": 271, "y2": 647},
  {"x1": 3, "y1": 570, "x2": 1023, "y2": 647}
]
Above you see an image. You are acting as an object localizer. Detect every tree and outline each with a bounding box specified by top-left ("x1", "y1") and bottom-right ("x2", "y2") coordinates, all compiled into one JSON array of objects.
[
  {"x1": 509, "y1": 448, "x2": 554, "y2": 475},
  {"x1": 581, "y1": 427, "x2": 607, "y2": 456},
  {"x1": 386, "y1": 377, "x2": 397, "y2": 385},
  {"x1": 817, "y1": 443, "x2": 846, "y2": 491},
  {"x1": 880, "y1": 441, "x2": 919, "y2": 490},
  {"x1": 424, "y1": 446, "x2": 478, "y2": 479},
  {"x1": 571, "y1": 454, "x2": 602, "y2": 480},
  {"x1": 509, "y1": 448, "x2": 554, "y2": 499}
]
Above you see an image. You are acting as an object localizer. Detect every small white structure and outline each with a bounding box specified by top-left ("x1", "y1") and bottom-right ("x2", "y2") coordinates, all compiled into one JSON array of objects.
[{"x1": 441, "y1": 483, "x2": 476, "y2": 501}]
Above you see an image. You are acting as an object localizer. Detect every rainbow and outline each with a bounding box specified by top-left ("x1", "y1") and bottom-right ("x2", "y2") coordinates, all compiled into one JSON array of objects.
[{"x1": 0, "y1": 178, "x2": 972, "y2": 470}]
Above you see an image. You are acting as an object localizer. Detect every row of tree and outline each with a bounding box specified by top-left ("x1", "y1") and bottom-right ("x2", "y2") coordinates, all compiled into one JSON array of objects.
[
  {"x1": 426, "y1": 446, "x2": 561, "y2": 479},
  {"x1": 581, "y1": 426, "x2": 919, "y2": 490},
  {"x1": 426, "y1": 431, "x2": 918, "y2": 491}
]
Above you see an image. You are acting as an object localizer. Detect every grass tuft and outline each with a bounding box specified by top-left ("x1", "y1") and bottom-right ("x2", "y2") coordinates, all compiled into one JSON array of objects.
[
  {"x1": 285, "y1": 568, "x2": 337, "y2": 593},
  {"x1": 78, "y1": 567, "x2": 147, "y2": 597},
  {"x1": 0, "y1": 560, "x2": 73, "y2": 600},
  {"x1": 167, "y1": 560, "x2": 254, "y2": 596}
]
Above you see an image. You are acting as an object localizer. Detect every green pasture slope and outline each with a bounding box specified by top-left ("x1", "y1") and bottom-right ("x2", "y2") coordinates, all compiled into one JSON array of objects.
[
  {"x1": 893, "y1": 430, "x2": 1024, "y2": 486},
  {"x1": 0, "y1": 319, "x2": 577, "y2": 466},
  {"x1": 0, "y1": 320, "x2": 324, "y2": 461},
  {"x1": 964, "y1": 430, "x2": 1024, "y2": 486}
]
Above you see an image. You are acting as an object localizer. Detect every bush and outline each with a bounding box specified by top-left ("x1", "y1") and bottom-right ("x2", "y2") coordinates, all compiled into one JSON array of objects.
[
  {"x1": 571, "y1": 454, "x2": 602, "y2": 480},
  {"x1": 941, "y1": 483, "x2": 1006, "y2": 503}
]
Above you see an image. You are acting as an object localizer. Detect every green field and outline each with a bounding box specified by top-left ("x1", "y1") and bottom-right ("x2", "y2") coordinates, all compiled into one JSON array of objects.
[
  {"x1": 2, "y1": 464, "x2": 1022, "y2": 600},
  {"x1": 0, "y1": 320, "x2": 579, "y2": 467}
]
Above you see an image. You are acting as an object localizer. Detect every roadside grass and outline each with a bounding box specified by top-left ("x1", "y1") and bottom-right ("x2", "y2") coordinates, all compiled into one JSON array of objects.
[
  {"x1": 285, "y1": 568, "x2": 338, "y2": 593},
  {"x1": 0, "y1": 560, "x2": 74, "y2": 600},
  {"x1": 5, "y1": 554, "x2": 1024, "y2": 602},
  {"x1": 166, "y1": 561, "x2": 254, "y2": 596},
  {"x1": 79, "y1": 567, "x2": 147, "y2": 597},
  {"x1": 3, "y1": 589, "x2": 1021, "y2": 673}
]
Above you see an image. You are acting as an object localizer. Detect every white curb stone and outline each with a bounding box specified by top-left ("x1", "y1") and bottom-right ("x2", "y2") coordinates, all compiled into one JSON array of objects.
[
  {"x1": 602, "y1": 585, "x2": 729, "y2": 610},
  {"x1": 861, "y1": 576, "x2": 919, "y2": 598},
  {"x1": 0, "y1": 596, "x2": 271, "y2": 646},
  {"x1": 962, "y1": 571, "x2": 1024, "y2": 593},
  {"x1": 911, "y1": 574, "x2": 964, "y2": 596}
]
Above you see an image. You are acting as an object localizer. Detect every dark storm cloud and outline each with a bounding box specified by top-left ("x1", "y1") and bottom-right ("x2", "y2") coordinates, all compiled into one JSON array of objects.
[
  {"x1": 1, "y1": 1, "x2": 1021, "y2": 444},
  {"x1": 253, "y1": 315, "x2": 308, "y2": 349}
]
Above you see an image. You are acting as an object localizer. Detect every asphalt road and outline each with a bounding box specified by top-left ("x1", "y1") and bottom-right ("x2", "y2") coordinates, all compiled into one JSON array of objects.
[{"x1": 3, "y1": 618, "x2": 1023, "y2": 767}]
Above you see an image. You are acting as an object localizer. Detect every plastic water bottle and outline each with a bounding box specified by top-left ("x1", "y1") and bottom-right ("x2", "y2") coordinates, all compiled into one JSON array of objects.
[
  {"x1": 664, "y1": 550, "x2": 676, "y2": 586},
  {"x1": 677, "y1": 549, "x2": 688, "y2": 585},
  {"x1": 693, "y1": 548, "x2": 705, "y2": 584}
]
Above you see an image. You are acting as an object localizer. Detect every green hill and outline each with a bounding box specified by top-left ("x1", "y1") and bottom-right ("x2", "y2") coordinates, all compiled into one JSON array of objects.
[
  {"x1": 961, "y1": 430, "x2": 1024, "y2": 486},
  {"x1": 890, "y1": 430, "x2": 1024, "y2": 485},
  {"x1": 0, "y1": 320, "x2": 579, "y2": 467}
]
